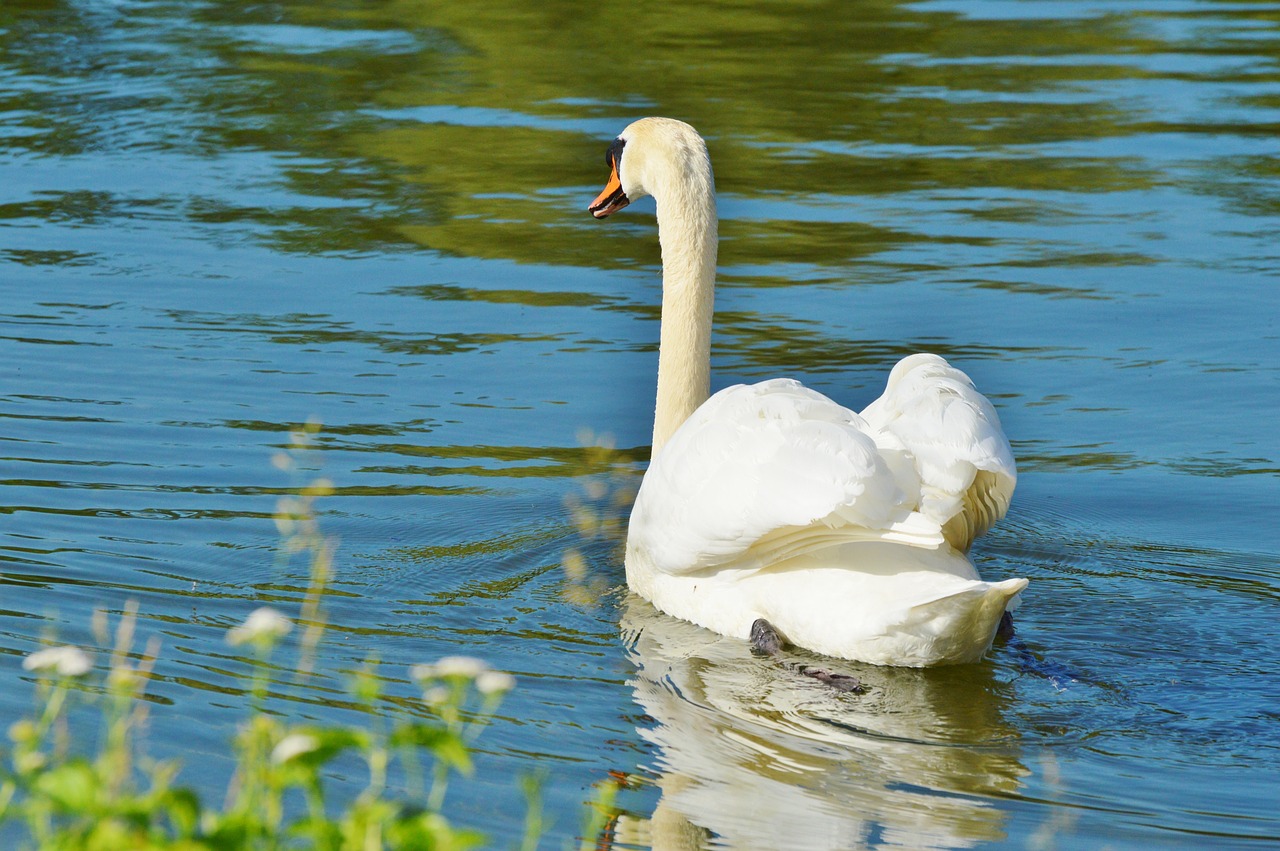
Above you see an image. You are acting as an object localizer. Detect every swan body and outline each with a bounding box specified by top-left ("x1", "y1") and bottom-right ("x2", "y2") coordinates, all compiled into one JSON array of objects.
[{"x1": 590, "y1": 117, "x2": 1026, "y2": 667}]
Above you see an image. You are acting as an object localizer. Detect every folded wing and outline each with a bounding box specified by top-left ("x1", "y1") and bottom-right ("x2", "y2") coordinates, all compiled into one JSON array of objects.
[
  {"x1": 629, "y1": 378, "x2": 945, "y2": 577},
  {"x1": 859, "y1": 354, "x2": 1016, "y2": 552}
]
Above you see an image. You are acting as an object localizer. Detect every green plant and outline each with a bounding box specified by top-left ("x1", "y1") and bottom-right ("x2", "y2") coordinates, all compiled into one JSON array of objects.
[{"x1": 0, "y1": 423, "x2": 516, "y2": 850}]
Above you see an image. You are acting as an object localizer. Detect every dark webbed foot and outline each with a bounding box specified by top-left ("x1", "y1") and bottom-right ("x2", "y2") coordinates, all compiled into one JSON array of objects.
[
  {"x1": 801, "y1": 667, "x2": 863, "y2": 693},
  {"x1": 995, "y1": 610, "x2": 1015, "y2": 643},
  {"x1": 749, "y1": 618, "x2": 863, "y2": 694},
  {"x1": 750, "y1": 618, "x2": 785, "y2": 657}
]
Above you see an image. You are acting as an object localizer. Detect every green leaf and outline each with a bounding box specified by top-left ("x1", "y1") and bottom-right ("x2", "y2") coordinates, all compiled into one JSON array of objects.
[
  {"x1": 278, "y1": 727, "x2": 366, "y2": 771},
  {"x1": 389, "y1": 810, "x2": 486, "y2": 851},
  {"x1": 34, "y1": 759, "x2": 100, "y2": 813},
  {"x1": 85, "y1": 817, "x2": 144, "y2": 851},
  {"x1": 162, "y1": 787, "x2": 203, "y2": 837},
  {"x1": 389, "y1": 723, "x2": 473, "y2": 775}
]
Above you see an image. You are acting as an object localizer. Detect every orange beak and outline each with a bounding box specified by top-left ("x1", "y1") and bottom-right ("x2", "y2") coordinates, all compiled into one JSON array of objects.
[{"x1": 588, "y1": 161, "x2": 630, "y2": 219}]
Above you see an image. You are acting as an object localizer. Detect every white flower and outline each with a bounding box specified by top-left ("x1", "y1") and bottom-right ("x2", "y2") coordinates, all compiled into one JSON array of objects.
[
  {"x1": 271, "y1": 733, "x2": 320, "y2": 765},
  {"x1": 476, "y1": 670, "x2": 515, "y2": 696},
  {"x1": 434, "y1": 656, "x2": 488, "y2": 677},
  {"x1": 23, "y1": 646, "x2": 93, "y2": 677},
  {"x1": 411, "y1": 656, "x2": 488, "y2": 682},
  {"x1": 420, "y1": 686, "x2": 450, "y2": 707},
  {"x1": 226, "y1": 607, "x2": 293, "y2": 647}
]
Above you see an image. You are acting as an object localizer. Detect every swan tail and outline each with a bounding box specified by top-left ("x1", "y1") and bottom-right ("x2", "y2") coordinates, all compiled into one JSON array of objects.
[
  {"x1": 899, "y1": 577, "x2": 1028, "y2": 665},
  {"x1": 755, "y1": 571, "x2": 1029, "y2": 666}
]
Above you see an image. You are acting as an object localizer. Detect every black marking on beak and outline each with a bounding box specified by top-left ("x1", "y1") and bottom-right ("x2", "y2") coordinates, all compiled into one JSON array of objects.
[
  {"x1": 589, "y1": 136, "x2": 631, "y2": 218},
  {"x1": 605, "y1": 137, "x2": 626, "y2": 171}
]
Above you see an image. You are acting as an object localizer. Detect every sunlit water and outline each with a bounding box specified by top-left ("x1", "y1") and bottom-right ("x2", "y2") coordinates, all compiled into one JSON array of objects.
[{"x1": 2, "y1": 0, "x2": 1277, "y2": 847}]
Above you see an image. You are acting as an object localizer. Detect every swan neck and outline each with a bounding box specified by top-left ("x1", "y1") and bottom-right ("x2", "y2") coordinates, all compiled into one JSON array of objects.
[{"x1": 652, "y1": 182, "x2": 717, "y2": 457}]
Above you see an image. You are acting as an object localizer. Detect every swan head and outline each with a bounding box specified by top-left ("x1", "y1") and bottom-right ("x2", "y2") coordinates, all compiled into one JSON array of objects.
[{"x1": 588, "y1": 117, "x2": 713, "y2": 219}]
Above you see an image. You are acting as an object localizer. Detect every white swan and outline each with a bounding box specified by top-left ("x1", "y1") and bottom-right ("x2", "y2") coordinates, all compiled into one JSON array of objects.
[{"x1": 589, "y1": 117, "x2": 1027, "y2": 667}]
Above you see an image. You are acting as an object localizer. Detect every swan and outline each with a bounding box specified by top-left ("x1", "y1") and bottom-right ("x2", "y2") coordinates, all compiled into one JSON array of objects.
[{"x1": 589, "y1": 117, "x2": 1027, "y2": 667}]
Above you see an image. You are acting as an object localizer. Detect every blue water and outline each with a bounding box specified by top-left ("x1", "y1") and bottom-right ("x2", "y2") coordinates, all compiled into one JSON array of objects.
[{"x1": 1, "y1": 0, "x2": 1277, "y2": 847}]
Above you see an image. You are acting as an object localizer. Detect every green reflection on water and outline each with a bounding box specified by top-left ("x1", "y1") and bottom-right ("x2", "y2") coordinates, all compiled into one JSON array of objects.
[{"x1": 1, "y1": 0, "x2": 1192, "y2": 264}]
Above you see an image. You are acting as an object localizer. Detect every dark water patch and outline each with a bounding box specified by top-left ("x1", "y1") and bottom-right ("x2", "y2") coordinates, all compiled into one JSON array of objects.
[{"x1": 389, "y1": 282, "x2": 624, "y2": 310}]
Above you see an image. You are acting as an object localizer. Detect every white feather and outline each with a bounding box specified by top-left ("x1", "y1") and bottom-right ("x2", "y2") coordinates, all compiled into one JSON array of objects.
[
  {"x1": 860, "y1": 353, "x2": 1016, "y2": 550},
  {"x1": 631, "y1": 379, "x2": 944, "y2": 578}
]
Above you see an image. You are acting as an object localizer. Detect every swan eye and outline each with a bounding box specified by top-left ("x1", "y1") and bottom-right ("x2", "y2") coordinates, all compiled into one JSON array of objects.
[{"x1": 605, "y1": 137, "x2": 626, "y2": 173}]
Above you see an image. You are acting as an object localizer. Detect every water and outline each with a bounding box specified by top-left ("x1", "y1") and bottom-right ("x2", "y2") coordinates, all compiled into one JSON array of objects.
[{"x1": 2, "y1": 0, "x2": 1277, "y2": 847}]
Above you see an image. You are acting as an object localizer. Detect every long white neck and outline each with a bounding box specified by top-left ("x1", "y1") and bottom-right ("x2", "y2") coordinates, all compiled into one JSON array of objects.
[{"x1": 651, "y1": 170, "x2": 717, "y2": 457}]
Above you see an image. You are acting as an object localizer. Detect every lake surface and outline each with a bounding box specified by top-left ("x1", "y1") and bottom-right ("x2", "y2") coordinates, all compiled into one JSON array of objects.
[{"x1": 2, "y1": 0, "x2": 1278, "y2": 847}]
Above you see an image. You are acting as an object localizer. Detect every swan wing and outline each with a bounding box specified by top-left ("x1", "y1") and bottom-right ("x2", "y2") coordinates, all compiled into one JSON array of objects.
[
  {"x1": 629, "y1": 379, "x2": 944, "y2": 576},
  {"x1": 859, "y1": 354, "x2": 1016, "y2": 551}
]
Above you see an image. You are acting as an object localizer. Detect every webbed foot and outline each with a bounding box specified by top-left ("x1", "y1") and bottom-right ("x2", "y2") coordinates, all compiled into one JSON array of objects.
[
  {"x1": 995, "y1": 610, "x2": 1015, "y2": 642},
  {"x1": 750, "y1": 618, "x2": 863, "y2": 693},
  {"x1": 801, "y1": 667, "x2": 864, "y2": 693},
  {"x1": 750, "y1": 618, "x2": 785, "y2": 657}
]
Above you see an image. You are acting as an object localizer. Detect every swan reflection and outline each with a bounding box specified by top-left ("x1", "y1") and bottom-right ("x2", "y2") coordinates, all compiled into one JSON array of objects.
[{"x1": 611, "y1": 594, "x2": 1027, "y2": 850}]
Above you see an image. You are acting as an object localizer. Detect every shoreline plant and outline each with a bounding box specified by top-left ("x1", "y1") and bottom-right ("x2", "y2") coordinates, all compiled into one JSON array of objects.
[{"x1": 0, "y1": 422, "x2": 526, "y2": 850}]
